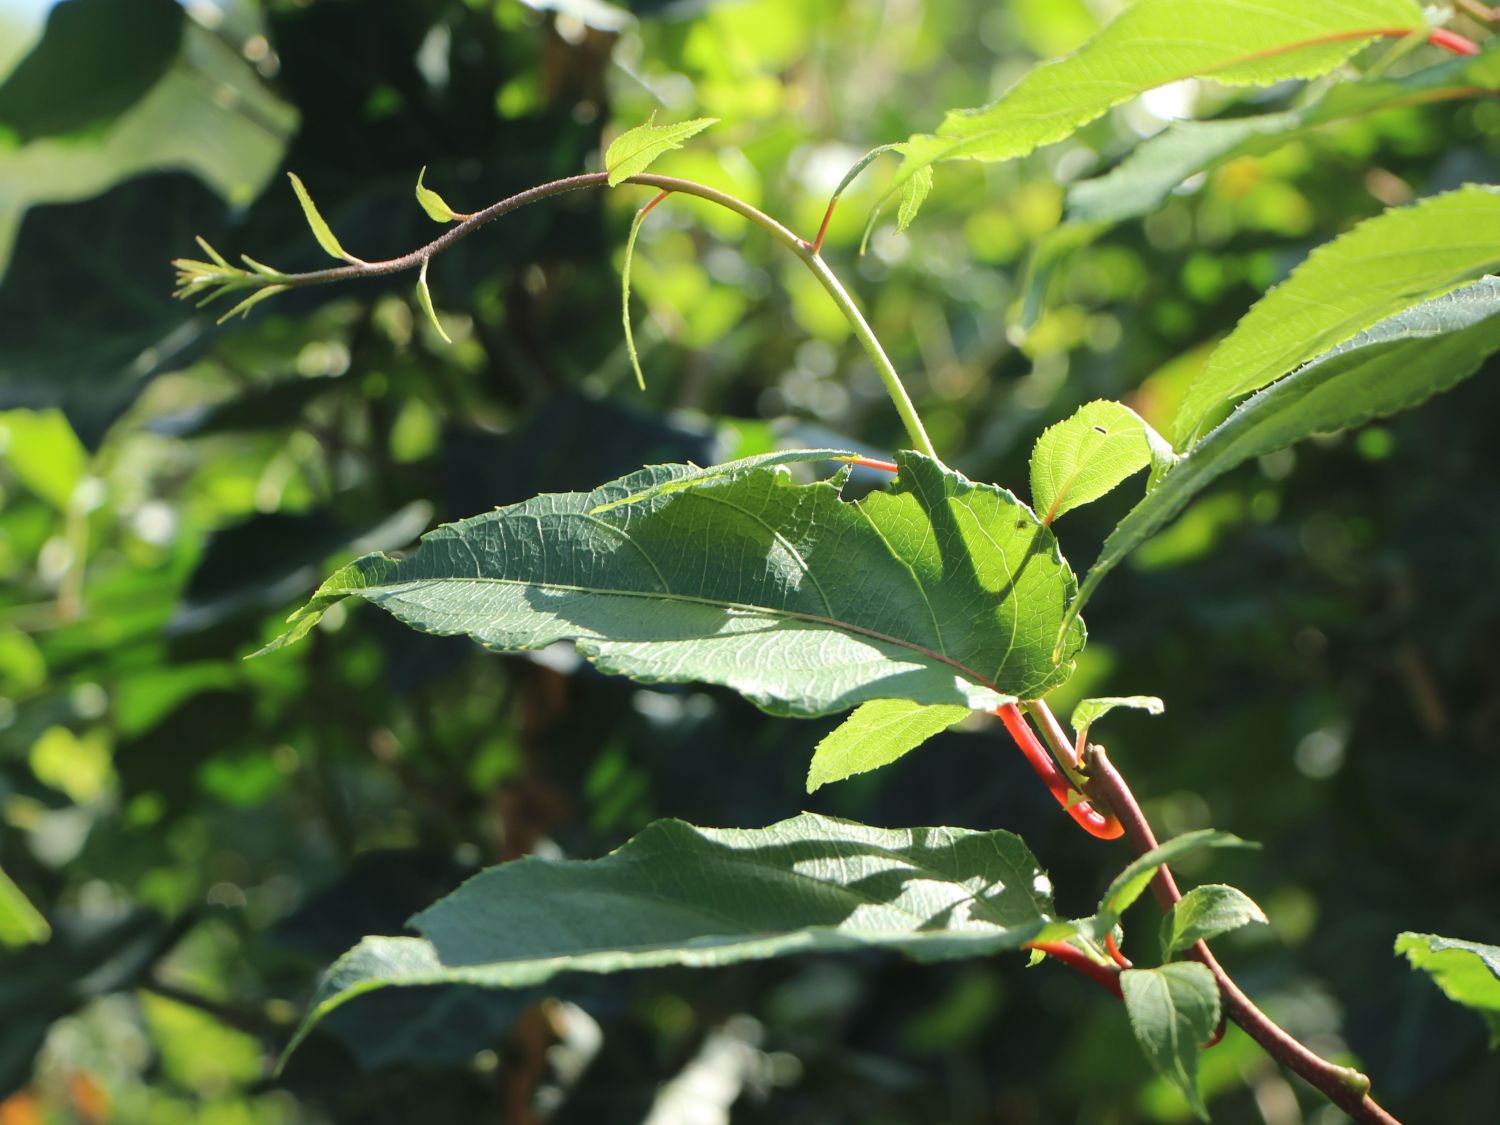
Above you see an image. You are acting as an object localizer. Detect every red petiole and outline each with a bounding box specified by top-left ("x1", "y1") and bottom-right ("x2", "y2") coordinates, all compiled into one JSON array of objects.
[{"x1": 1026, "y1": 941, "x2": 1123, "y2": 998}]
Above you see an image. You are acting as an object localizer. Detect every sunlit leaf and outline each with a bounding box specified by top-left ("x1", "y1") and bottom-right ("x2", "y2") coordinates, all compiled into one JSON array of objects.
[
  {"x1": 895, "y1": 166, "x2": 933, "y2": 233},
  {"x1": 262, "y1": 451, "x2": 1086, "y2": 716},
  {"x1": 806, "y1": 700, "x2": 974, "y2": 792},
  {"x1": 1060, "y1": 278, "x2": 1500, "y2": 649},
  {"x1": 284, "y1": 813, "x2": 1070, "y2": 1061},
  {"x1": 1160, "y1": 885, "x2": 1267, "y2": 959},
  {"x1": 1030, "y1": 400, "x2": 1166, "y2": 524},
  {"x1": 604, "y1": 115, "x2": 718, "y2": 188},
  {"x1": 884, "y1": 0, "x2": 1425, "y2": 227},
  {"x1": 0, "y1": 866, "x2": 49, "y2": 949},
  {"x1": 1396, "y1": 933, "x2": 1500, "y2": 1047},
  {"x1": 415, "y1": 258, "x2": 451, "y2": 344},
  {"x1": 287, "y1": 172, "x2": 363, "y2": 265},
  {"x1": 1172, "y1": 185, "x2": 1500, "y2": 445},
  {"x1": 1093, "y1": 830, "x2": 1252, "y2": 933},
  {"x1": 415, "y1": 166, "x2": 465, "y2": 223},
  {"x1": 1071, "y1": 696, "x2": 1164, "y2": 736}
]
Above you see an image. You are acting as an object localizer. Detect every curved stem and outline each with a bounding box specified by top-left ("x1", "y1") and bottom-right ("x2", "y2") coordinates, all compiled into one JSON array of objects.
[
  {"x1": 1026, "y1": 941, "x2": 1123, "y2": 998},
  {"x1": 238, "y1": 171, "x2": 937, "y2": 458},
  {"x1": 1082, "y1": 743, "x2": 1404, "y2": 1125}
]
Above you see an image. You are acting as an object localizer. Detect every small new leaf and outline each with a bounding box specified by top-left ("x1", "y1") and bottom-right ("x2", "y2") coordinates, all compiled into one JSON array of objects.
[
  {"x1": 1122, "y1": 962, "x2": 1221, "y2": 1120},
  {"x1": 1071, "y1": 695, "x2": 1164, "y2": 737},
  {"x1": 1094, "y1": 830, "x2": 1252, "y2": 934},
  {"x1": 1031, "y1": 400, "x2": 1160, "y2": 524},
  {"x1": 416, "y1": 258, "x2": 451, "y2": 344},
  {"x1": 415, "y1": 166, "x2": 466, "y2": 223},
  {"x1": 1160, "y1": 884, "x2": 1268, "y2": 960},
  {"x1": 1396, "y1": 932, "x2": 1500, "y2": 1046},
  {"x1": 896, "y1": 166, "x2": 933, "y2": 232},
  {"x1": 287, "y1": 172, "x2": 364, "y2": 264},
  {"x1": 807, "y1": 700, "x2": 973, "y2": 792},
  {"x1": 605, "y1": 115, "x2": 718, "y2": 188}
]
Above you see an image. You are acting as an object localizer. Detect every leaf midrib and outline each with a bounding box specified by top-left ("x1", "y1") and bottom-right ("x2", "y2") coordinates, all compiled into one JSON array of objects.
[{"x1": 368, "y1": 573, "x2": 1010, "y2": 696}]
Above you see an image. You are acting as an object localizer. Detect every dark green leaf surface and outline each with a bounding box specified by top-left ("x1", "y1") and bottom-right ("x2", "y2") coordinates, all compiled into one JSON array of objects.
[
  {"x1": 265, "y1": 451, "x2": 1086, "y2": 716},
  {"x1": 286, "y1": 813, "x2": 1067, "y2": 1061},
  {"x1": 1122, "y1": 962, "x2": 1221, "y2": 1119},
  {"x1": 1160, "y1": 884, "x2": 1267, "y2": 959},
  {"x1": 1063, "y1": 278, "x2": 1500, "y2": 643},
  {"x1": 1173, "y1": 185, "x2": 1500, "y2": 445},
  {"x1": 1396, "y1": 932, "x2": 1500, "y2": 1046}
]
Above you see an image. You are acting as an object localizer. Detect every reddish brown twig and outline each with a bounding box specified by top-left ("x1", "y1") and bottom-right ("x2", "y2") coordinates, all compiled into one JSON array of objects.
[{"x1": 1026, "y1": 941, "x2": 1123, "y2": 997}]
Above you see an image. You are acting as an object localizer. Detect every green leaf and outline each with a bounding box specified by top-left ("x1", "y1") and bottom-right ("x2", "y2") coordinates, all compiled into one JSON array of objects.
[
  {"x1": 261, "y1": 450, "x2": 1086, "y2": 717},
  {"x1": 1095, "y1": 830, "x2": 1251, "y2": 931},
  {"x1": 1071, "y1": 695, "x2": 1164, "y2": 736},
  {"x1": 590, "y1": 447, "x2": 860, "y2": 512},
  {"x1": 1059, "y1": 278, "x2": 1500, "y2": 650},
  {"x1": 1396, "y1": 932, "x2": 1500, "y2": 1047},
  {"x1": 415, "y1": 258, "x2": 451, "y2": 344},
  {"x1": 1160, "y1": 885, "x2": 1267, "y2": 959},
  {"x1": 414, "y1": 166, "x2": 465, "y2": 223},
  {"x1": 1172, "y1": 184, "x2": 1500, "y2": 445},
  {"x1": 604, "y1": 115, "x2": 718, "y2": 188},
  {"x1": 1121, "y1": 962, "x2": 1221, "y2": 1120},
  {"x1": 287, "y1": 172, "x2": 364, "y2": 265},
  {"x1": 806, "y1": 700, "x2": 974, "y2": 792},
  {"x1": 215, "y1": 284, "x2": 287, "y2": 324},
  {"x1": 285, "y1": 813, "x2": 1069, "y2": 1062},
  {"x1": 1030, "y1": 400, "x2": 1165, "y2": 524},
  {"x1": 0, "y1": 865, "x2": 49, "y2": 949},
  {"x1": 896, "y1": 166, "x2": 933, "y2": 233},
  {"x1": 1067, "y1": 48, "x2": 1500, "y2": 226},
  {"x1": 620, "y1": 193, "x2": 662, "y2": 390},
  {"x1": 884, "y1": 0, "x2": 1425, "y2": 221}
]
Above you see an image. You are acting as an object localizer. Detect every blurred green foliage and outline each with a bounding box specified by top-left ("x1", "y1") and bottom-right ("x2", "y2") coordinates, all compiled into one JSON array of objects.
[{"x1": 0, "y1": 1, "x2": 1498, "y2": 1122}]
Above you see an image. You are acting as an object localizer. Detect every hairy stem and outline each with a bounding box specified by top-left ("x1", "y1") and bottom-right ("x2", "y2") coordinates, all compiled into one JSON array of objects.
[
  {"x1": 237, "y1": 172, "x2": 937, "y2": 458},
  {"x1": 1080, "y1": 740, "x2": 1404, "y2": 1125}
]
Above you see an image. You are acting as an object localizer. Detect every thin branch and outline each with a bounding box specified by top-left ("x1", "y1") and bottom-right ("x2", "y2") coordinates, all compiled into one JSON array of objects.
[
  {"x1": 1082, "y1": 745, "x2": 1404, "y2": 1125},
  {"x1": 184, "y1": 172, "x2": 937, "y2": 458}
]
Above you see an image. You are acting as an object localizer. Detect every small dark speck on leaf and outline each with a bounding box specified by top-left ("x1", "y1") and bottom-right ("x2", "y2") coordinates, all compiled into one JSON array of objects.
[{"x1": 1092, "y1": 425, "x2": 1108, "y2": 435}]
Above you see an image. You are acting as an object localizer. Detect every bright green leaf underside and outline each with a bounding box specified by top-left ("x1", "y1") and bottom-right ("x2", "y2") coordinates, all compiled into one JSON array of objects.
[
  {"x1": 1062, "y1": 277, "x2": 1500, "y2": 645},
  {"x1": 1072, "y1": 695, "x2": 1164, "y2": 734},
  {"x1": 1173, "y1": 184, "x2": 1500, "y2": 445},
  {"x1": 1397, "y1": 932, "x2": 1500, "y2": 1047},
  {"x1": 1030, "y1": 400, "x2": 1157, "y2": 524},
  {"x1": 286, "y1": 813, "x2": 1072, "y2": 1061},
  {"x1": 264, "y1": 450, "x2": 1086, "y2": 717},
  {"x1": 886, "y1": 0, "x2": 1424, "y2": 215},
  {"x1": 604, "y1": 116, "x2": 717, "y2": 187},
  {"x1": 806, "y1": 699, "x2": 973, "y2": 792}
]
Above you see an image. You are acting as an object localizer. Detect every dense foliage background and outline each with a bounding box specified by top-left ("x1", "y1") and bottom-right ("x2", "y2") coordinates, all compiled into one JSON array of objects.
[{"x1": 1, "y1": 0, "x2": 1498, "y2": 1121}]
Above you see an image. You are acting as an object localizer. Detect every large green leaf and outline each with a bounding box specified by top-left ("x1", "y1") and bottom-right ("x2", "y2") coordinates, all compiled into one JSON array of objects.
[
  {"x1": 885, "y1": 0, "x2": 1425, "y2": 220},
  {"x1": 286, "y1": 813, "x2": 1069, "y2": 1060},
  {"x1": 806, "y1": 700, "x2": 973, "y2": 792},
  {"x1": 1061, "y1": 278, "x2": 1500, "y2": 648},
  {"x1": 1122, "y1": 962, "x2": 1221, "y2": 1120},
  {"x1": 1396, "y1": 932, "x2": 1500, "y2": 1047},
  {"x1": 1172, "y1": 185, "x2": 1500, "y2": 445},
  {"x1": 264, "y1": 451, "x2": 1086, "y2": 716},
  {"x1": 1067, "y1": 48, "x2": 1500, "y2": 225}
]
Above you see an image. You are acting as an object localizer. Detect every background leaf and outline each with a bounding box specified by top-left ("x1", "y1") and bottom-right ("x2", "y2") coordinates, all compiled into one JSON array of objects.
[
  {"x1": 1121, "y1": 962, "x2": 1221, "y2": 1120},
  {"x1": 1396, "y1": 933, "x2": 1500, "y2": 1046},
  {"x1": 265, "y1": 452, "x2": 1086, "y2": 715},
  {"x1": 806, "y1": 699, "x2": 973, "y2": 792},
  {"x1": 0, "y1": 867, "x2": 49, "y2": 949},
  {"x1": 1160, "y1": 885, "x2": 1268, "y2": 959}
]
